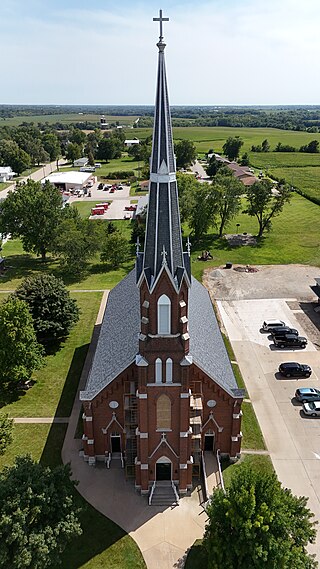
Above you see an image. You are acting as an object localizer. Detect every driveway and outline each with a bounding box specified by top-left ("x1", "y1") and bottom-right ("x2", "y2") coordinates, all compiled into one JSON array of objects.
[{"x1": 210, "y1": 265, "x2": 320, "y2": 562}]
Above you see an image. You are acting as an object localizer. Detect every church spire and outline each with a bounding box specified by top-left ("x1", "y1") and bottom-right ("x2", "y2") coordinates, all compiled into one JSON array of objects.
[{"x1": 139, "y1": 10, "x2": 190, "y2": 290}]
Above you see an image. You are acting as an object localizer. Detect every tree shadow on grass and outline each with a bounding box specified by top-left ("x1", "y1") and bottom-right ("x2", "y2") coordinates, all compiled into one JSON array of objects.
[{"x1": 55, "y1": 344, "x2": 90, "y2": 418}]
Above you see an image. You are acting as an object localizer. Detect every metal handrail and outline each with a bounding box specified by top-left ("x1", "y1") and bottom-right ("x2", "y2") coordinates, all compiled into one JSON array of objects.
[
  {"x1": 216, "y1": 450, "x2": 225, "y2": 493},
  {"x1": 171, "y1": 481, "x2": 180, "y2": 504},
  {"x1": 120, "y1": 452, "x2": 124, "y2": 468},
  {"x1": 106, "y1": 452, "x2": 112, "y2": 469},
  {"x1": 201, "y1": 451, "x2": 209, "y2": 503},
  {"x1": 149, "y1": 481, "x2": 156, "y2": 505}
]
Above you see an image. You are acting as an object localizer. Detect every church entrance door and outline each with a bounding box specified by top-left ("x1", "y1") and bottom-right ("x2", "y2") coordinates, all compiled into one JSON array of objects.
[
  {"x1": 204, "y1": 432, "x2": 215, "y2": 451},
  {"x1": 156, "y1": 462, "x2": 172, "y2": 481},
  {"x1": 111, "y1": 434, "x2": 121, "y2": 453}
]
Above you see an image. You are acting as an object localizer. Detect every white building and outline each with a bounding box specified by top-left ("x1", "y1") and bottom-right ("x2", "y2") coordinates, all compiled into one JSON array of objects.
[
  {"x1": 0, "y1": 167, "x2": 16, "y2": 183},
  {"x1": 124, "y1": 139, "x2": 140, "y2": 147},
  {"x1": 74, "y1": 157, "x2": 88, "y2": 167},
  {"x1": 42, "y1": 171, "x2": 93, "y2": 192}
]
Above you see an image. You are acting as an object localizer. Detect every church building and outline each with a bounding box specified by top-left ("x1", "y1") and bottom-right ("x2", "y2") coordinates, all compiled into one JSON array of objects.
[{"x1": 80, "y1": 11, "x2": 244, "y2": 499}]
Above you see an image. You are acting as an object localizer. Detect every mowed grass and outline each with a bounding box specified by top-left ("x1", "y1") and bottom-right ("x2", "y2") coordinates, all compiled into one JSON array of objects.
[
  {"x1": 0, "y1": 220, "x2": 135, "y2": 291},
  {"x1": 241, "y1": 402, "x2": 266, "y2": 450},
  {"x1": 0, "y1": 427, "x2": 146, "y2": 569},
  {"x1": 189, "y1": 193, "x2": 320, "y2": 283},
  {"x1": 59, "y1": 155, "x2": 141, "y2": 178},
  {"x1": 1, "y1": 292, "x2": 102, "y2": 417}
]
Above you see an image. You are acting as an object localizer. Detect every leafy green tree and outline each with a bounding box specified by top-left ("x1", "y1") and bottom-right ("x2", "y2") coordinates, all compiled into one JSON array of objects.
[
  {"x1": 213, "y1": 173, "x2": 243, "y2": 237},
  {"x1": 204, "y1": 462, "x2": 317, "y2": 569},
  {"x1": 69, "y1": 128, "x2": 86, "y2": 147},
  {"x1": 0, "y1": 180, "x2": 63, "y2": 261},
  {"x1": 0, "y1": 139, "x2": 31, "y2": 175},
  {"x1": 275, "y1": 142, "x2": 296, "y2": 152},
  {"x1": 244, "y1": 179, "x2": 291, "y2": 237},
  {"x1": 175, "y1": 139, "x2": 197, "y2": 169},
  {"x1": 261, "y1": 138, "x2": 270, "y2": 152},
  {"x1": 0, "y1": 415, "x2": 13, "y2": 456},
  {"x1": 97, "y1": 137, "x2": 116, "y2": 162},
  {"x1": 0, "y1": 456, "x2": 82, "y2": 569},
  {"x1": 42, "y1": 132, "x2": 61, "y2": 164},
  {"x1": 240, "y1": 152, "x2": 250, "y2": 166},
  {"x1": 88, "y1": 149, "x2": 95, "y2": 166},
  {"x1": 222, "y1": 136, "x2": 244, "y2": 161},
  {"x1": 177, "y1": 174, "x2": 217, "y2": 240},
  {"x1": 0, "y1": 298, "x2": 44, "y2": 391},
  {"x1": 53, "y1": 215, "x2": 102, "y2": 275},
  {"x1": 300, "y1": 140, "x2": 319, "y2": 153},
  {"x1": 101, "y1": 231, "x2": 130, "y2": 268},
  {"x1": 206, "y1": 154, "x2": 221, "y2": 177},
  {"x1": 66, "y1": 142, "x2": 82, "y2": 165},
  {"x1": 14, "y1": 274, "x2": 79, "y2": 343}
]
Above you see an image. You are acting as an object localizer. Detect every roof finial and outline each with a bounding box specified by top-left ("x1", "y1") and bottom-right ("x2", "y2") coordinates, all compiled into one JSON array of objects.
[
  {"x1": 161, "y1": 245, "x2": 168, "y2": 265},
  {"x1": 187, "y1": 237, "x2": 191, "y2": 256},
  {"x1": 153, "y1": 9, "x2": 169, "y2": 44}
]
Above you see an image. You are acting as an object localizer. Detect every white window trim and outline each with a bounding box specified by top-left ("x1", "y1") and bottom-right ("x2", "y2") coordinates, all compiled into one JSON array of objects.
[
  {"x1": 166, "y1": 358, "x2": 173, "y2": 383},
  {"x1": 157, "y1": 294, "x2": 171, "y2": 334},
  {"x1": 155, "y1": 358, "x2": 162, "y2": 383}
]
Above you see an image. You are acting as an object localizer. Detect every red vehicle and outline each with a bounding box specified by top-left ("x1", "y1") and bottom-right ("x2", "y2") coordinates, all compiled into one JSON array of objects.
[
  {"x1": 91, "y1": 207, "x2": 105, "y2": 216},
  {"x1": 110, "y1": 188, "x2": 115, "y2": 193},
  {"x1": 96, "y1": 203, "x2": 109, "y2": 211}
]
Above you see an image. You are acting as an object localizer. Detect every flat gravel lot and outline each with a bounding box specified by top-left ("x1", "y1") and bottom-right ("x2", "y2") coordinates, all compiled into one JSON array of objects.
[{"x1": 207, "y1": 265, "x2": 320, "y2": 562}]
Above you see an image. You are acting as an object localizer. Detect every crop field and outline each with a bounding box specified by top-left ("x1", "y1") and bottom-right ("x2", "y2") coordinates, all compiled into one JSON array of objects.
[{"x1": 0, "y1": 114, "x2": 139, "y2": 127}]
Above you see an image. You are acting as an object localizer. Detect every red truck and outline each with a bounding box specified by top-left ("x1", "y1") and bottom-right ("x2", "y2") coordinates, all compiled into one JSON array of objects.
[{"x1": 91, "y1": 207, "x2": 105, "y2": 216}]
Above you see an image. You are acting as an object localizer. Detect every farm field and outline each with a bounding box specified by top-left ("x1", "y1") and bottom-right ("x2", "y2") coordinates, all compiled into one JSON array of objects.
[
  {"x1": 0, "y1": 114, "x2": 139, "y2": 127},
  {"x1": 131, "y1": 126, "x2": 320, "y2": 200}
]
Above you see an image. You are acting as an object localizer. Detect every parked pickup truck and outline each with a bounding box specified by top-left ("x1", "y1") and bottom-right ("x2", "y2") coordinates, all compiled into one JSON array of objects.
[{"x1": 273, "y1": 334, "x2": 307, "y2": 349}]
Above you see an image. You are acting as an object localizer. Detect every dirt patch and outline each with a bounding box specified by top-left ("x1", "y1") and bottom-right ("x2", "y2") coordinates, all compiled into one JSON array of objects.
[
  {"x1": 224, "y1": 233, "x2": 257, "y2": 247},
  {"x1": 205, "y1": 264, "x2": 320, "y2": 301}
]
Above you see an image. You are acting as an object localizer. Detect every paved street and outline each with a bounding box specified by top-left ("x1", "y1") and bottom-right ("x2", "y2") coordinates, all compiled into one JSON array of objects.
[
  {"x1": 0, "y1": 159, "x2": 66, "y2": 199},
  {"x1": 217, "y1": 296, "x2": 320, "y2": 562},
  {"x1": 190, "y1": 159, "x2": 211, "y2": 182}
]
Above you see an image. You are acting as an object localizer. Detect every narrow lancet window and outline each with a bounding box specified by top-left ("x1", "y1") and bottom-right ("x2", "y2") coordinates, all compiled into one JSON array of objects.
[
  {"x1": 158, "y1": 294, "x2": 171, "y2": 334},
  {"x1": 166, "y1": 358, "x2": 173, "y2": 383},
  {"x1": 155, "y1": 358, "x2": 162, "y2": 383}
]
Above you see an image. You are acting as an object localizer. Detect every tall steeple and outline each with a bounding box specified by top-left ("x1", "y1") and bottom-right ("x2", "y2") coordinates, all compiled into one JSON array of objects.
[{"x1": 137, "y1": 10, "x2": 190, "y2": 290}]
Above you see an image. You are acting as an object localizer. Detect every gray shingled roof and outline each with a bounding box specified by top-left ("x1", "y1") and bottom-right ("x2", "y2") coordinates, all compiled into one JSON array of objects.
[
  {"x1": 189, "y1": 278, "x2": 240, "y2": 395},
  {"x1": 81, "y1": 270, "x2": 241, "y2": 401},
  {"x1": 80, "y1": 270, "x2": 140, "y2": 401}
]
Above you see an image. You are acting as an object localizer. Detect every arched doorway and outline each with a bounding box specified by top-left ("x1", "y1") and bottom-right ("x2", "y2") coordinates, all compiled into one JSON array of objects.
[
  {"x1": 204, "y1": 429, "x2": 215, "y2": 451},
  {"x1": 156, "y1": 456, "x2": 172, "y2": 481}
]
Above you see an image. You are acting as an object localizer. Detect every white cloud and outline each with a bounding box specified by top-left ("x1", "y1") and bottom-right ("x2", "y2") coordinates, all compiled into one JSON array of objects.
[{"x1": 1, "y1": 0, "x2": 320, "y2": 104}]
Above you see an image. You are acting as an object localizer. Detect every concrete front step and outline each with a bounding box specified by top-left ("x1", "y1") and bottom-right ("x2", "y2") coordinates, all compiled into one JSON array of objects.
[{"x1": 150, "y1": 483, "x2": 179, "y2": 506}]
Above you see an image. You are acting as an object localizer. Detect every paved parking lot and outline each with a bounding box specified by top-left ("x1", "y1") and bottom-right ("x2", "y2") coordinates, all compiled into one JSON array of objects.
[
  {"x1": 210, "y1": 266, "x2": 320, "y2": 561},
  {"x1": 68, "y1": 182, "x2": 133, "y2": 219}
]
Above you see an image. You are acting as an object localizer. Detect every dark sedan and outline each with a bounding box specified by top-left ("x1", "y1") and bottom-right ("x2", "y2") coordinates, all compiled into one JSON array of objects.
[{"x1": 270, "y1": 327, "x2": 299, "y2": 337}]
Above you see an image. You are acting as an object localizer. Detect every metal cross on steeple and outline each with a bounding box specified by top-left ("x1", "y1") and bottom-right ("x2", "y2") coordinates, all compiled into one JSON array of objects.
[{"x1": 153, "y1": 9, "x2": 169, "y2": 42}]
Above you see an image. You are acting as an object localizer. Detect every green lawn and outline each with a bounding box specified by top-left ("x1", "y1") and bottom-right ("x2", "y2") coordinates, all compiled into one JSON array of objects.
[
  {"x1": 60, "y1": 156, "x2": 141, "y2": 179},
  {"x1": 241, "y1": 402, "x2": 266, "y2": 450},
  {"x1": 0, "y1": 226, "x2": 135, "y2": 292},
  {"x1": 0, "y1": 424, "x2": 146, "y2": 569},
  {"x1": 1, "y1": 292, "x2": 102, "y2": 417},
  {"x1": 0, "y1": 182, "x2": 10, "y2": 192},
  {"x1": 71, "y1": 201, "x2": 111, "y2": 218},
  {"x1": 189, "y1": 193, "x2": 320, "y2": 283}
]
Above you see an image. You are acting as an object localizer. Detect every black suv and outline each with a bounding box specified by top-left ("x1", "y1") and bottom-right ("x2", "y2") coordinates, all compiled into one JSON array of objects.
[
  {"x1": 270, "y1": 327, "x2": 299, "y2": 337},
  {"x1": 278, "y1": 362, "x2": 311, "y2": 377},
  {"x1": 273, "y1": 334, "x2": 307, "y2": 349}
]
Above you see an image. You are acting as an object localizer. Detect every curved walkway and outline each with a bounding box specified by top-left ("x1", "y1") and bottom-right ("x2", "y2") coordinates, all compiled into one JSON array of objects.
[{"x1": 61, "y1": 291, "x2": 206, "y2": 569}]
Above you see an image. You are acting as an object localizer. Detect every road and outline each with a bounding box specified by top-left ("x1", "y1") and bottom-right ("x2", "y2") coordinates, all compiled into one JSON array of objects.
[
  {"x1": 190, "y1": 159, "x2": 211, "y2": 182},
  {"x1": 0, "y1": 159, "x2": 66, "y2": 199}
]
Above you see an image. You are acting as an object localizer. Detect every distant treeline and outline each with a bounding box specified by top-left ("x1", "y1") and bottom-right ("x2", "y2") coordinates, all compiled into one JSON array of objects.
[{"x1": 2, "y1": 105, "x2": 320, "y2": 132}]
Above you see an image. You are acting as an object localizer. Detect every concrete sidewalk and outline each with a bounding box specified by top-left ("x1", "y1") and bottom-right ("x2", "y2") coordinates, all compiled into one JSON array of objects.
[{"x1": 61, "y1": 290, "x2": 206, "y2": 569}]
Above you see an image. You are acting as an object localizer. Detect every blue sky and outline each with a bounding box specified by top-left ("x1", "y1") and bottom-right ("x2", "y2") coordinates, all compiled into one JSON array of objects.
[{"x1": 1, "y1": 0, "x2": 319, "y2": 105}]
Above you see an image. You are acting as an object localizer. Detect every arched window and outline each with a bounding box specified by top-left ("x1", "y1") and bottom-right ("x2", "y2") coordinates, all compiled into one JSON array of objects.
[
  {"x1": 166, "y1": 358, "x2": 173, "y2": 383},
  {"x1": 158, "y1": 294, "x2": 171, "y2": 334},
  {"x1": 155, "y1": 358, "x2": 162, "y2": 383},
  {"x1": 157, "y1": 394, "x2": 171, "y2": 430}
]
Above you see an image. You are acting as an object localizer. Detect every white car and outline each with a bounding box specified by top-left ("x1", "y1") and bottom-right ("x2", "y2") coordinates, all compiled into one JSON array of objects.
[
  {"x1": 261, "y1": 319, "x2": 286, "y2": 332},
  {"x1": 303, "y1": 401, "x2": 320, "y2": 417}
]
